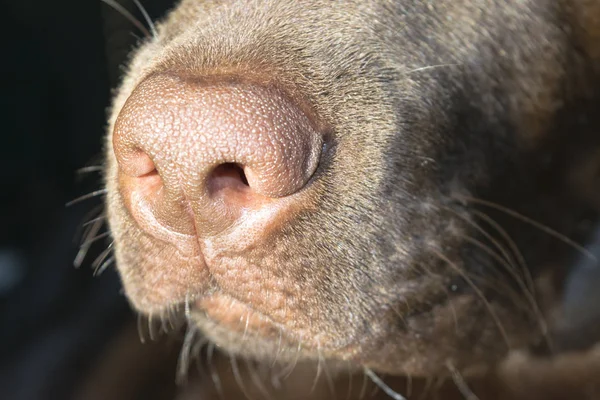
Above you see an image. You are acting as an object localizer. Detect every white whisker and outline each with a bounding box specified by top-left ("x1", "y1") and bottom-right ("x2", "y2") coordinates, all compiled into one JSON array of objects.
[
  {"x1": 177, "y1": 326, "x2": 197, "y2": 384},
  {"x1": 82, "y1": 215, "x2": 106, "y2": 228},
  {"x1": 446, "y1": 360, "x2": 480, "y2": 400},
  {"x1": 101, "y1": 0, "x2": 152, "y2": 38},
  {"x1": 432, "y1": 248, "x2": 511, "y2": 349},
  {"x1": 74, "y1": 218, "x2": 106, "y2": 268},
  {"x1": 94, "y1": 255, "x2": 115, "y2": 276},
  {"x1": 207, "y1": 343, "x2": 223, "y2": 396},
  {"x1": 244, "y1": 358, "x2": 274, "y2": 400},
  {"x1": 91, "y1": 242, "x2": 114, "y2": 271},
  {"x1": 136, "y1": 314, "x2": 147, "y2": 344},
  {"x1": 230, "y1": 353, "x2": 254, "y2": 400},
  {"x1": 363, "y1": 368, "x2": 407, "y2": 400},
  {"x1": 133, "y1": 0, "x2": 158, "y2": 37},
  {"x1": 76, "y1": 165, "x2": 104, "y2": 175},
  {"x1": 459, "y1": 195, "x2": 596, "y2": 261},
  {"x1": 405, "y1": 63, "x2": 459, "y2": 75},
  {"x1": 66, "y1": 189, "x2": 108, "y2": 207}
]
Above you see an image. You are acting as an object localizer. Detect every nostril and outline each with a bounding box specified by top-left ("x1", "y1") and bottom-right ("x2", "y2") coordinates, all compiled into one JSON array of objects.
[
  {"x1": 208, "y1": 163, "x2": 251, "y2": 195},
  {"x1": 132, "y1": 149, "x2": 157, "y2": 177},
  {"x1": 116, "y1": 145, "x2": 157, "y2": 178},
  {"x1": 114, "y1": 142, "x2": 163, "y2": 197},
  {"x1": 113, "y1": 74, "x2": 325, "y2": 238}
]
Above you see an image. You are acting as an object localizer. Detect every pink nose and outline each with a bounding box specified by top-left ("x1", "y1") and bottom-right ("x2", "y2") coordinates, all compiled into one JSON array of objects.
[{"x1": 112, "y1": 73, "x2": 323, "y2": 237}]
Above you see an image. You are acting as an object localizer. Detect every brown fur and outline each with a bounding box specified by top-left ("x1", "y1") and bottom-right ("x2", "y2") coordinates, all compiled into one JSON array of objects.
[{"x1": 104, "y1": 0, "x2": 600, "y2": 398}]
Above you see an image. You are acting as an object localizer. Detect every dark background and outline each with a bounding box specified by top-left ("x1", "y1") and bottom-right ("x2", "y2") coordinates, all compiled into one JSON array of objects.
[{"x1": 0, "y1": 1, "x2": 175, "y2": 398}]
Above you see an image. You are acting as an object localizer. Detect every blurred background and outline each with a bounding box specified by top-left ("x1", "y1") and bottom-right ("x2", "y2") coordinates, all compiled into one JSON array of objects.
[{"x1": 0, "y1": 1, "x2": 178, "y2": 399}]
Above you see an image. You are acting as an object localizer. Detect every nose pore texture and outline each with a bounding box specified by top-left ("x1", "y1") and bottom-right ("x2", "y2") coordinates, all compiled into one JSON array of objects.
[{"x1": 113, "y1": 73, "x2": 322, "y2": 236}]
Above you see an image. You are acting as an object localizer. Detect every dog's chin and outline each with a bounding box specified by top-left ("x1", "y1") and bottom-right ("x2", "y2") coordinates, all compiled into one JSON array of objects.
[
  {"x1": 193, "y1": 294, "x2": 284, "y2": 340},
  {"x1": 188, "y1": 295, "x2": 314, "y2": 363}
]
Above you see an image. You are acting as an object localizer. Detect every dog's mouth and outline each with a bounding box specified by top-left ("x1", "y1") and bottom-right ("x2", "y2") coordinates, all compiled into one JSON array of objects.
[
  {"x1": 187, "y1": 291, "x2": 331, "y2": 362},
  {"x1": 192, "y1": 293, "x2": 282, "y2": 338}
]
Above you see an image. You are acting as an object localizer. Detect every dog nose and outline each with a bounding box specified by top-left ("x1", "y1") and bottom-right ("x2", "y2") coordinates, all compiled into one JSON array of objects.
[{"x1": 112, "y1": 73, "x2": 323, "y2": 237}]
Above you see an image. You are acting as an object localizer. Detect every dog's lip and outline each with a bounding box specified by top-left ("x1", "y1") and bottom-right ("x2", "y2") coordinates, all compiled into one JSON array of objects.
[
  {"x1": 194, "y1": 292, "x2": 280, "y2": 335},
  {"x1": 191, "y1": 292, "x2": 363, "y2": 358}
]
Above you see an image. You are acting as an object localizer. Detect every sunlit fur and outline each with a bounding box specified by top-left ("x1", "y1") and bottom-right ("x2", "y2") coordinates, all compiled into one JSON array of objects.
[{"x1": 97, "y1": 0, "x2": 600, "y2": 398}]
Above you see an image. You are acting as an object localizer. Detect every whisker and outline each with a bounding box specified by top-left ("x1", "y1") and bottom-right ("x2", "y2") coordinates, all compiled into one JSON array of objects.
[
  {"x1": 242, "y1": 311, "x2": 251, "y2": 342},
  {"x1": 274, "y1": 338, "x2": 302, "y2": 382},
  {"x1": 133, "y1": 0, "x2": 158, "y2": 38},
  {"x1": 80, "y1": 231, "x2": 110, "y2": 248},
  {"x1": 74, "y1": 217, "x2": 105, "y2": 268},
  {"x1": 192, "y1": 336, "x2": 209, "y2": 379},
  {"x1": 432, "y1": 376, "x2": 449, "y2": 398},
  {"x1": 161, "y1": 309, "x2": 169, "y2": 333},
  {"x1": 467, "y1": 228, "x2": 554, "y2": 358},
  {"x1": 79, "y1": 209, "x2": 105, "y2": 244},
  {"x1": 230, "y1": 353, "x2": 254, "y2": 400},
  {"x1": 276, "y1": 358, "x2": 295, "y2": 383},
  {"x1": 137, "y1": 314, "x2": 147, "y2": 344},
  {"x1": 101, "y1": 0, "x2": 152, "y2": 38},
  {"x1": 173, "y1": 305, "x2": 184, "y2": 331},
  {"x1": 244, "y1": 358, "x2": 274, "y2": 400},
  {"x1": 358, "y1": 369, "x2": 369, "y2": 400},
  {"x1": 389, "y1": 302, "x2": 409, "y2": 332},
  {"x1": 66, "y1": 189, "x2": 108, "y2": 207},
  {"x1": 344, "y1": 360, "x2": 353, "y2": 400},
  {"x1": 431, "y1": 249, "x2": 511, "y2": 349},
  {"x1": 285, "y1": 339, "x2": 303, "y2": 379},
  {"x1": 73, "y1": 205, "x2": 104, "y2": 245},
  {"x1": 161, "y1": 306, "x2": 175, "y2": 333},
  {"x1": 441, "y1": 206, "x2": 522, "y2": 280},
  {"x1": 79, "y1": 209, "x2": 104, "y2": 247},
  {"x1": 160, "y1": 307, "x2": 169, "y2": 334},
  {"x1": 459, "y1": 195, "x2": 596, "y2": 261},
  {"x1": 128, "y1": 31, "x2": 143, "y2": 43},
  {"x1": 270, "y1": 367, "x2": 282, "y2": 390},
  {"x1": 207, "y1": 342, "x2": 224, "y2": 398},
  {"x1": 177, "y1": 326, "x2": 197, "y2": 384},
  {"x1": 91, "y1": 242, "x2": 114, "y2": 271},
  {"x1": 472, "y1": 210, "x2": 534, "y2": 293},
  {"x1": 310, "y1": 349, "x2": 324, "y2": 394},
  {"x1": 75, "y1": 165, "x2": 104, "y2": 175},
  {"x1": 270, "y1": 328, "x2": 284, "y2": 367},
  {"x1": 413, "y1": 264, "x2": 460, "y2": 335},
  {"x1": 441, "y1": 205, "x2": 550, "y2": 346},
  {"x1": 417, "y1": 376, "x2": 434, "y2": 400},
  {"x1": 446, "y1": 360, "x2": 480, "y2": 400},
  {"x1": 148, "y1": 314, "x2": 157, "y2": 341},
  {"x1": 405, "y1": 63, "x2": 460, "y2": 75},
  {"x1": 460, "y1": 235, "x2": 536, "y2": 308},
  {"x1": 94, "y1": 255, "x2": 115, "y2": 276},
  {"x1": 363, "y1": 368, "x2": 407, "y2": 400},
  {"x1": 321, "y1": 354, "x2": 336, "y2": 399},
  {"x1": 168, "y1": 304, "x2": 181, "y2": 332},
  {"x1": 461, "y1": 233, "x2": 551, "y2": 348},
  {"x1": 82, "y1": 215, "x2": 106, "y2": 228},
  {"x1": 184, "y1": 294, "x2": 191, "y2": 320}
]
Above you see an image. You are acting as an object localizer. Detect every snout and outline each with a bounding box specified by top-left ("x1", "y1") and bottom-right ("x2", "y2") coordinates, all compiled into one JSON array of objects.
[{"x1": 109, "y1": 72, "x2": 325, "y2": 312}]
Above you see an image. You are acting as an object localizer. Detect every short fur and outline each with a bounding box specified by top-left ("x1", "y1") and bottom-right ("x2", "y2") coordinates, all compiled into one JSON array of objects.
[{"x1": 104, "y1": 0, "x2": 600, "y2": 397}]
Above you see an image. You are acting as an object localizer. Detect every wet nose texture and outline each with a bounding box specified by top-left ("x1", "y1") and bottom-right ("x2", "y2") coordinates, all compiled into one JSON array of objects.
[{"x1": 113, "y1": 73, "x2": 323, "y2": 239}]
